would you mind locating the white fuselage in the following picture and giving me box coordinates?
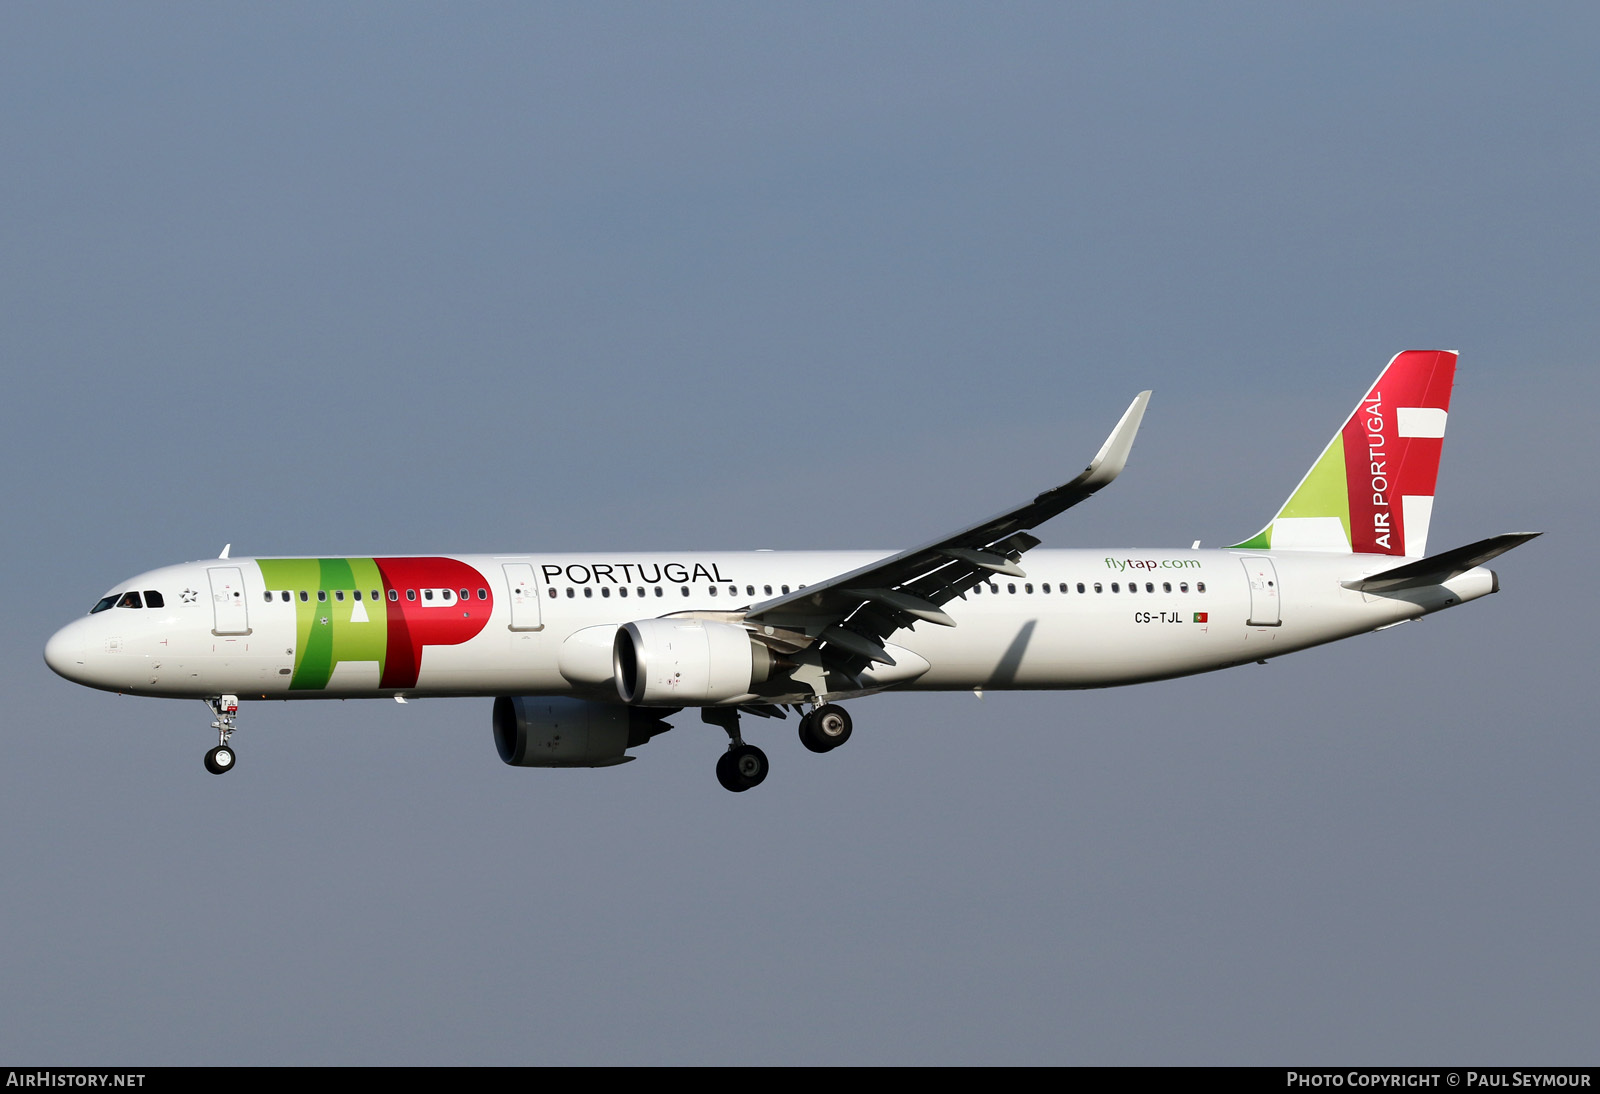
[43,548,1498,704]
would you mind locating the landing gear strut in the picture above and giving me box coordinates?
[703,708,768,793]
[203,695,239,775]
[799,703,852,753]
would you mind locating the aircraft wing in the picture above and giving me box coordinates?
[742,391,1152,674]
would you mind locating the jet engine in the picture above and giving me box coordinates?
[492,695,673,768]
[613,618,777,705]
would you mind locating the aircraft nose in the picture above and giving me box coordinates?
[44,619,92,683]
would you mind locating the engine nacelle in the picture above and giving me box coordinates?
[613,618,775,705]
[492,695,672,768]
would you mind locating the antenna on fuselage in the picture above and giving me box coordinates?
[218,544,231,559]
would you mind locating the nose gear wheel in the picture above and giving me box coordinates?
[203,696,240,775]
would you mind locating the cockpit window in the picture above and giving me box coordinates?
[117,591,143,609]
[91,595,117,614]
[144,590,165,608]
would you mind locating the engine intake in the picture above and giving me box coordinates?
[613,618,776,705]
[492,695,672,768]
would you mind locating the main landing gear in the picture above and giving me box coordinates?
[716,746,768,793]
[798,704,852,753]
[203,695,239,775]
[703,708,768,793]
[703,703,854,793]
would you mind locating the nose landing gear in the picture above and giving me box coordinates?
[203,695,239,775]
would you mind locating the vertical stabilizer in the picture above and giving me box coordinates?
[1230,350,1456,557]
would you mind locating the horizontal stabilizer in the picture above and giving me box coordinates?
[1341,533,1541,594]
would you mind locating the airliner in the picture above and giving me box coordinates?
[44,351,1536,792]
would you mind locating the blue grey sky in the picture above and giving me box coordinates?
[2,3,1595,1064]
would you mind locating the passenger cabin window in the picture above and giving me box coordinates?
[1094,583,1103,593]
[406,590,416,601]
[1163,582,1172,593]
[317,591,327,602]
[335,590,345,601]
[263,591,273,603]
[1077,583,1086,593]
[1197,582,1206,593]
[299,591,309,602]
[388,589,399,601]
[1180,582,1188,593]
